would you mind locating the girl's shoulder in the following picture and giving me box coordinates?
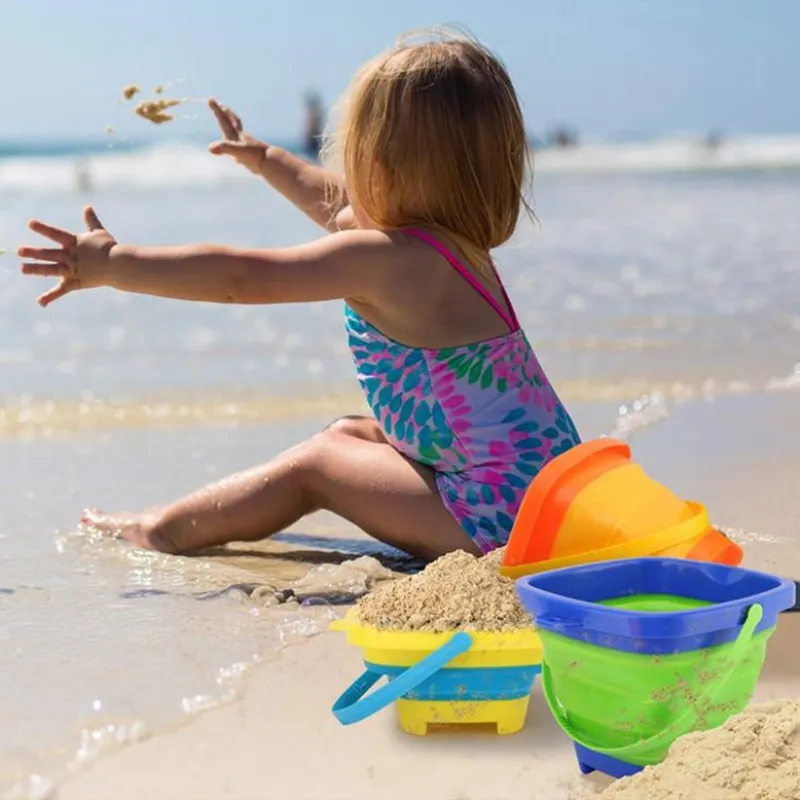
[318,227,434,283]
[319,227,421,264]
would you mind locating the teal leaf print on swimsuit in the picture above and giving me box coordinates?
[503,407,526,424]
[414,401,432,426]
[512,420,540,432]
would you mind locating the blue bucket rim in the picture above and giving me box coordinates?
[516,557,796,642]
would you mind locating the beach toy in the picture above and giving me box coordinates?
[501,439,742,579]
[330,608,542,735]
[516,557,796,776]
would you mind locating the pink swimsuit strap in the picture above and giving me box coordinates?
[404,228,520,332]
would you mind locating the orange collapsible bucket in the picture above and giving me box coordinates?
[500,439,742,579]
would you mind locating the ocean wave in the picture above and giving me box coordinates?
[535,134,800,174]
[766,362,800,391]
[0,142,243,193]
[1,134,800,194]
[606,391,672,440]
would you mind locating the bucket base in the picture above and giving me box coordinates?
[573,743,643,779]
[397,697,531,736]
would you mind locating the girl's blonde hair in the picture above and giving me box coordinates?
[323,29,534,274]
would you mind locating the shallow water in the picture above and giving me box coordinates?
[0,155,798,797]
[0,538,340,799]
[1,169,798,409]
[0,421,421,799]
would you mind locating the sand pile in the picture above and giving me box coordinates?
[356,549,531,632]
[596,698,800,800]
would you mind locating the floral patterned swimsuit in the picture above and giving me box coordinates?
[345,228,581,553]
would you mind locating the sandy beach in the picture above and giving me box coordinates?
[56,389,800,800]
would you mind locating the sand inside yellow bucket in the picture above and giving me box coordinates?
[356,550,532,633]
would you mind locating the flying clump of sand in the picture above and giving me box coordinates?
[356,548,532,632]
[594,698,800,800]
[119,83,183,124]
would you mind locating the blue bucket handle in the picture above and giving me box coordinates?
[541,603,763,761]
[332,631,473,725]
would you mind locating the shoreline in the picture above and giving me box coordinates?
[56,389,800,800]
[5,379,795,441]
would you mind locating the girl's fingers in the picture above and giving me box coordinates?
[228,108,244,133]
[83,206,104,232]
[20,262,71,278]
[208,98,239,140]
[27,220,77,247]
[38,279,75,308]
[208,139,236,156]
[17,246,67,262]
[208,140,259,163]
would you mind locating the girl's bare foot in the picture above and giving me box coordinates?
[80,508,177,553]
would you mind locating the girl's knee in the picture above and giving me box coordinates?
[290,430,340,507]
[322,415,381,442]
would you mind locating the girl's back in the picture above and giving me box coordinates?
[346,227,579,553]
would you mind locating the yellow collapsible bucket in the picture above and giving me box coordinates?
[330,609,542,735]
[501,439,743,579]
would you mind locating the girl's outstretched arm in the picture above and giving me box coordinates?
[208,100,350,232]
[18,207,393,308]
[106,233,389,304]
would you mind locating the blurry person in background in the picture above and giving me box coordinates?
[704,129,723,152]
[547,125,579,149]
[74,159,92,195]
[303,91,324,160]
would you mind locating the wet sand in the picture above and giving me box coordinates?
[58,617,800,800]
[633,391,800,575]
[59,390,800,800]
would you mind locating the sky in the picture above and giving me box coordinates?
[1,0,798,142]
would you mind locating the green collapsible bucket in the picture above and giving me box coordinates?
[539,604,766,765]
[516,558,796,773]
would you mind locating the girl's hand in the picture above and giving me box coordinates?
[208,99,268,176]
[17,206,117,307]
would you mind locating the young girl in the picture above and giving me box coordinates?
[18,33,580,561]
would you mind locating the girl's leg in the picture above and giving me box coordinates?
[82,417,480,561]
